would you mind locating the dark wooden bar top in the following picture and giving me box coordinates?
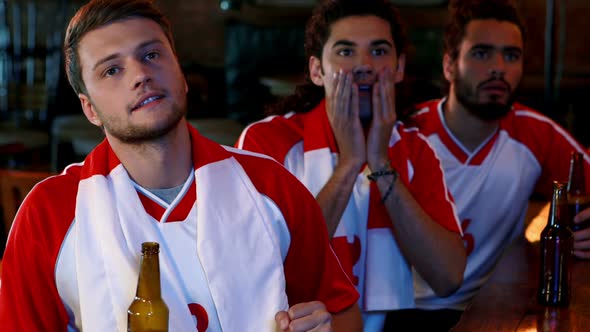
[453,238,590,331]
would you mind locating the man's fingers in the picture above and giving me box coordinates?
[289,311,331,332]
[573,249,590,260]
[381,68,395,120]
[574,206,590,223]
[275,311,290,331]
[372,68,396,124]
[287,302,331,332]
[573,237,590,250]
[573,226,590,241]
[372,78,381,122]
[341,72,353,116]
[351,82,359,118]
[288,301,327,320]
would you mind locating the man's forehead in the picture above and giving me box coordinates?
[462,19,523,48]
[79,17,166,49]
[327,15,393,44]
[78,18,167,64]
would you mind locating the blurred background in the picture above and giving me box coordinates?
[0,0,588,172]
[157,0,589,143]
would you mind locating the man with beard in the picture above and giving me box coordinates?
[236,0,466,330]
[388,0,590,330]
[0,1,364,331]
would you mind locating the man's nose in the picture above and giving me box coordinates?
[353,65,374,76]
[130,60,152,89]
[356,52,374,70]
[489,54,506,77]
[353,55,374,80]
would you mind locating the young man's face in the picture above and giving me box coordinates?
[309,15,404,98]
[445,19,524,121]
[77,18,188,143]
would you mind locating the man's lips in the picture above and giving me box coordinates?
[131,93,165,112]
[354,77,375,85]
[479,80,510,92]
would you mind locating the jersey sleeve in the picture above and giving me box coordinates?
[507,110,590,198]
[235,122,273,154]
[396,129,462,234]
[235,116,304,165]
[535,126,590,198]
[0,183,71,331]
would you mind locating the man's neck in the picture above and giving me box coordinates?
[108,119,193,189]
[443,94,499,152]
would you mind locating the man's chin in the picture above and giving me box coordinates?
[468,102,512,122]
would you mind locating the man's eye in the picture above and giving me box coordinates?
[104,67,120,77]
[505,52,520,62]
[145,51,160,60]
[337,49,353,56]
[372,48,388,56]
[472,50,488,59]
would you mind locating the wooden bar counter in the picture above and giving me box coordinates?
[453,238,590,331]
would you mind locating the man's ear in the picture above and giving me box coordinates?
[394,53,406,83]
[309,56,324,87]
[79,93,103,127]
[442,53,455,82]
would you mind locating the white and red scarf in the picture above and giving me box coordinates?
[74,125,288,331]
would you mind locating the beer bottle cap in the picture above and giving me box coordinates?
[141,242,160,254]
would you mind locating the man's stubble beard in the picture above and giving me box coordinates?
[453,71,518,122]
[97,96,188,144]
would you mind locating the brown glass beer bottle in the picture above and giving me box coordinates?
[538,181,574,306]
[567,151,590,231]
[128,242,169,332]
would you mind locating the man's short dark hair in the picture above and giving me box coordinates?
[305,0,408,62]
[64,0,175,95]
[444,0,526,61]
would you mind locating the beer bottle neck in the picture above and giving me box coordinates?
[135,253,162,299]
[548,202,568,227]
[549,184,568,227]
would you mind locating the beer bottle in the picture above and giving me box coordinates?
[567,151,590,231]
[538,181,573,306]
[128,242,169,332]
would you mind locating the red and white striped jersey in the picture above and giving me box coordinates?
[0,128,359,331]
[406,98,590,310]
[237,99,461,312]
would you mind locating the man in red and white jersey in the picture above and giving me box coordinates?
[0,1,362,331]
[388,0,590,331]
[236,1,466,330]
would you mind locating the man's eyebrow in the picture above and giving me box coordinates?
[470,43,495,51]
[470,43,523,54]
[332,39,393,48]
[371,39,393,48]
[92,53,120,71]
[92,39,164,71]
[332,40,355,48]
[503,46,523,54]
